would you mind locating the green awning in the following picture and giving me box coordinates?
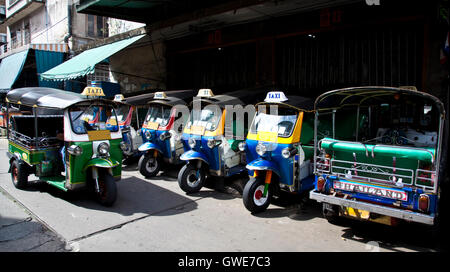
[40,34,145,81]
[0,50,29,93]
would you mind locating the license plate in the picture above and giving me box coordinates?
[343,207,370,220]
[191,125,205,135]
[145,122,159,130]
[333,180,408,201]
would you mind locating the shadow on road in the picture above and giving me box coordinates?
[250,191,441,252]
[338,219,439,252]
[19,175,198,218]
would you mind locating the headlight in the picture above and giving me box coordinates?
[145,130,152,140]
[98,142,110,156]
[282,147,291,158]
[282,147,297,159]
[159,132,171,141]
[67,145,82,156]
[207,139,216,148]
[255,143,267,156]
[120,141,129,151]
[207,138,222,148]
[238,141,246,151]
[188,138,196,149]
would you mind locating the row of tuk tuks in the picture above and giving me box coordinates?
[3,86,447,230]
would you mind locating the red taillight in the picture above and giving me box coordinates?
[418,194,429,212]
[317,176,326,192]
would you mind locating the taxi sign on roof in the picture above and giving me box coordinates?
[81,86,105,97]
[154,92,167,99]
[114,94,125,101]
[197,89,214,97]
[264,91,288,103]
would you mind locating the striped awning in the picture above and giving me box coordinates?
[30,43,69,53]
[40,34,146,81]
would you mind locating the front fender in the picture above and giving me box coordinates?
[83,157,121,171]
[246,158,280,177]
[138,142,163,153]
[180,150,209,164]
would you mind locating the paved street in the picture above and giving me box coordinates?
[0,138,439,252]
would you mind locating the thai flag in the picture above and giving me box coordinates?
[440,31,449,64]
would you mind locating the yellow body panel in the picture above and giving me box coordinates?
[87,130,111,141]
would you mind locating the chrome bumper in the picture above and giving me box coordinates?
[309,191,435,225]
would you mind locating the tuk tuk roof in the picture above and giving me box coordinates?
[314,86,446,116]
[123,89,196,106]
[150,89,196,107]
[6,87,116,109]
[193,87,267,108]
[256,95,315,112]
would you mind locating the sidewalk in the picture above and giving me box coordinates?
[0,136,70,252]
[0,187,70,252]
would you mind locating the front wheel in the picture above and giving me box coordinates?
[94,169,117,206]
[138,152,162,178]
[243,176,272,213]
[178,163,205,194]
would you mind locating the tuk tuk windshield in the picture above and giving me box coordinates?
[187,108,221,131]
[115,105,131,122]
[144,105,172,127]
[250,111,298,138]
[69,105,119,134]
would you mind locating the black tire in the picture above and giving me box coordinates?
[243,176,272,213]
[10,160,29,189]
[138,152,162,178]
[322,203,342,224]
[94,169,117,206]
[178,163,205,194]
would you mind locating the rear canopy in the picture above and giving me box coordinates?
[314,86,445,116]
[6,87,115,109]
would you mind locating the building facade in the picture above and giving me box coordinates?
[73,0,449,103]
[0,0,145,95]
[0,0,109,56]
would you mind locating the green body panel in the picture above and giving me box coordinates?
[8,141,61,177]
[321,138,436,185]
[41,176,67,191]
[67,139,122,185]
[83,157,121,170]
[8,141,58,165]
[302,145,314,160]
[321,138,435,163]
[299,112,314,145]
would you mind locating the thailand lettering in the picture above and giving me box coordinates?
[333,180,407,201]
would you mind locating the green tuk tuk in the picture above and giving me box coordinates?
[6,87,125,206]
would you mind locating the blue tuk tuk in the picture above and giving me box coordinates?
[242,91,316,213]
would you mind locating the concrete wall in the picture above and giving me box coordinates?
[108,18,144,37]
[110,40,167,93]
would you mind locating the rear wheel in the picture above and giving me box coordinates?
[243,176,272,213]
[94,169,117,206]
[322,203,342,224]
[138,152,161,178]
[11,160,29,189]
[178,163,205,194]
